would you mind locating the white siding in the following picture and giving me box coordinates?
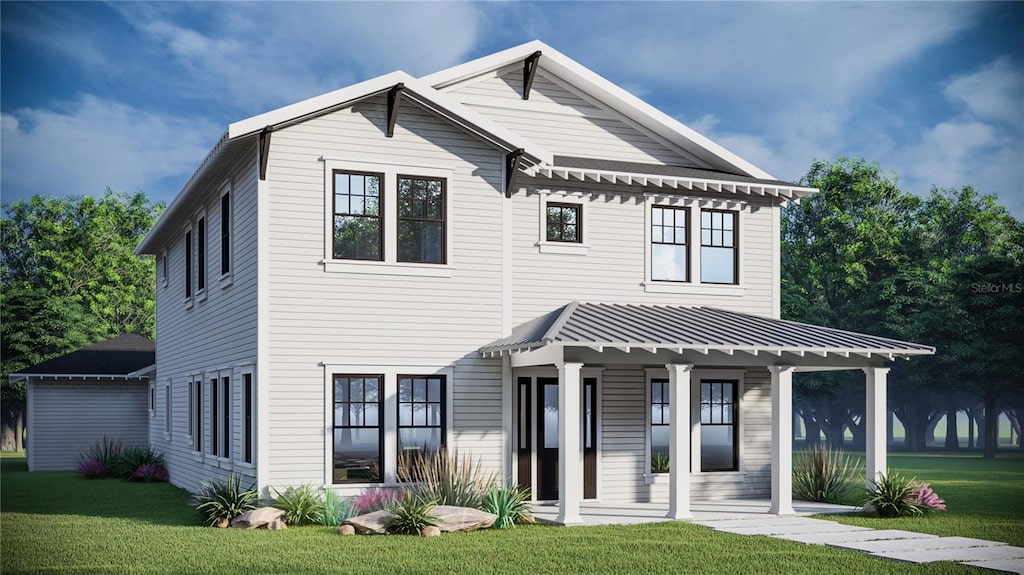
[149,143,260,493]
[448,68,703,167]
[27,380,148,471]
[264,95,507,489]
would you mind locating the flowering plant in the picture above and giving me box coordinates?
[909,482,946,512]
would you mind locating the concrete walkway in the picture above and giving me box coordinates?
[694,516,1024,574]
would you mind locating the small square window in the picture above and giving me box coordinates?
[546,203,581,243]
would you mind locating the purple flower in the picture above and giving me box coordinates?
[76,459,110,479]
[908,482,946,512]
[353,488,404,514]
[130,462,170,482]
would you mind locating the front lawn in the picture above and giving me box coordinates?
[0,454,1002,574]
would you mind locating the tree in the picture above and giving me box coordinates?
[0,190,162,450]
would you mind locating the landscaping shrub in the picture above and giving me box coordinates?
[272,484,325,526]
[193,475,259,526]
[386,496,439,535]
[910,482,946,512]
[319,489,356,526]
[352,488,404,514]
[864,471,923,518]
[114,446,165,479]
[397,448,497,508]
[651,453,670,473]
[130,462,169,482]
[792,444,860,504]
[482,485,532,529]
[75,459,110,479]
[78,436,124,472]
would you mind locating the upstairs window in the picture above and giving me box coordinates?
[397,176,445,264]
[651,206,689,282]
[333,171,383,261]
[220,190,231,276]
[197,216,207,292]
[546,203,581,243]
[184,230,193,299]
[700,210,737,284]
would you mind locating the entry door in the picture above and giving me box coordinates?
[532,377,597,501]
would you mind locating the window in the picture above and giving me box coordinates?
[332,375,382,483]
[397,375,446,478]
[700,210,737,284]
[651,206,688,282]
[243,372,253,464]
[189,378,203,452]
[546,202,581,243]
[220,375,231,459]
[397,176,445,264]
[650,379,670,473]
[197,217,207,292]
[333,171,383,261]
[184,231,193,299]
[150,384,155,414]
[220,190,231,276]
[165,382,171,436]
[210,377,219,456]
[700,380,738,471]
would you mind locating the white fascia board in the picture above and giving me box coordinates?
[420,40,549,89]
[229,71,415,138]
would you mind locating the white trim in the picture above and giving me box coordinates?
[322,159,455,276]
[256,171,271,494]
[771,203,781,318]
[536,190,589,255]
[582,366,603,502]
[159,248,168,288]
[237,365,257,468]
[219,179,234,288]
[26,379,35,471]
[149,382,156,417]
[164,379,172,441]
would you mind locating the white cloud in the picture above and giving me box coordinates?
[944,56,1024,127]
[0,96,218,204]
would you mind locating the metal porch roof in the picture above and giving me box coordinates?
[480,302,934,360]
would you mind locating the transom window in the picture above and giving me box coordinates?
[398,176,445,264]
[650,379,670,473]
[651,206,689,282]
[397,375,446,479]
[700,380,738,471]
[333,171,383,261]
[700,210,737,284]
[332,375,382,483]
[546,203,581,243]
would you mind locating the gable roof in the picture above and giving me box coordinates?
[481,302,934,360]
[10,334,156,380]
[422,40,776,180]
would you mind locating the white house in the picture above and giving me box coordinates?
[135,41,933,524]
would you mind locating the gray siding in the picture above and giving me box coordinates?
[264,95,507,489]
[149,142,260,493]
[28,380,148,471]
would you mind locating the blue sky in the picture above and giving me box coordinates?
[2,2,1022,217]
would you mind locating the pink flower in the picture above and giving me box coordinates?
[76,459,109,479]
[909,482,946,512]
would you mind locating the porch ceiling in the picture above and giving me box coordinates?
[480,302,934,364]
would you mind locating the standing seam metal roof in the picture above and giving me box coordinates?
[481,302,934,356]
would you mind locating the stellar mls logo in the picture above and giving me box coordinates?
[970,283,1023,294]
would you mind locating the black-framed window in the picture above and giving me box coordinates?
[333,375,382,483]
[397,375,446,478]
[184,231,193,299]
[197,217,206,292]
[191,378,203,453]
[220,375,231,459]
[650,379,670,473]
[165,383,171,435]
[546,202,581,242]
[243,373,253,464]
[701,380,738,471]
[220,192,230,276]
[651,206,689,281]
[333,171,383,261]
[210,377,219,456]
[700,210,737,284]
[397,176,445,264]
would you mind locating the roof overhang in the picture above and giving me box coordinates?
[9,373,152,383]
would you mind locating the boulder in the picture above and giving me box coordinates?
[231,507,286,530]
[343,510,395,535]
[421,525,441,537]
[515,513,536,525]
[432,505,497,532]
[267,519,287,530]
[336,524,356,536]
[214,517,230,529]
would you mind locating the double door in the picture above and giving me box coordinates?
[516,376,597,501]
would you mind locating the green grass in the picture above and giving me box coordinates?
[0,455,1002,575]
[819,452,1024,546]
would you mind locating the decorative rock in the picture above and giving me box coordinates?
[215,517,230,529]
[516,513,536,525]
[432,505,498,532]
[421,525,441,537]
[267,518,288,530]
[336,524,356,536]
[343,510,395,535]
[231,507,286,530]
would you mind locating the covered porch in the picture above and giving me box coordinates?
[482,302,934,525]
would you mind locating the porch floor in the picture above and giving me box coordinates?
[530,499,858,526]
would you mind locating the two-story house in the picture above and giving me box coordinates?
[136,41,932,525]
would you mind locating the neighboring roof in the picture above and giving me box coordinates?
[423,40,776,180]
[480,302,934,359]
[11,334,156,379]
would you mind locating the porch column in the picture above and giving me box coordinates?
[864,367,890,486]
[557,361,583,525]
[769,365,795,515]
[667,363,694,519]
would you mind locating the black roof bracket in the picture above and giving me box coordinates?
[259,126,273,181]
[387,83,405,138]
[505,148,526,198]
[523,51,542,100]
